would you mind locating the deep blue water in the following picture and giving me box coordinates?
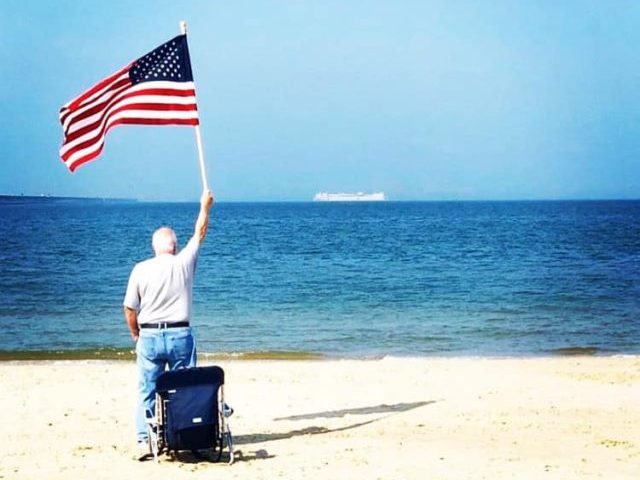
[1,197,639,357]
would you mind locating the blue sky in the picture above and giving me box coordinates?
[1,1,639,201]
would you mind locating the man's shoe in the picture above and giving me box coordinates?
[135,441,152,462]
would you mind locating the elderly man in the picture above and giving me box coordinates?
[123,189,214,459]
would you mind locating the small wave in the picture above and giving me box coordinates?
[0,347,135,361]
[548,346,600,356]
[200,350,327,361]
[0,348,327,362]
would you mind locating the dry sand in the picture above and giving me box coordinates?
[1,356,638,479]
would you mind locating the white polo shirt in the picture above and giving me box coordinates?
[124,236,200,325]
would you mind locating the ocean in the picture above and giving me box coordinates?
[1,197,639,359]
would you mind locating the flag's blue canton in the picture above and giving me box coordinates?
[129,34,194,84]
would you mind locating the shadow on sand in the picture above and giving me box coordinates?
[234,400,436,448]
[162,401,436,464]
[274,401,433,421]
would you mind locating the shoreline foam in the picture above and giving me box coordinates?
[0,348,329,362]
[0,345,628,362]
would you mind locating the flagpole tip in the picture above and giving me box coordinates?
[180,21,187,35]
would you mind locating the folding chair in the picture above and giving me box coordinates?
[146,365,234,463]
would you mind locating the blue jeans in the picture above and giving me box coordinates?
[135,327,196,442]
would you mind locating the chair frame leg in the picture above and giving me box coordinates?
[220,385,234,464]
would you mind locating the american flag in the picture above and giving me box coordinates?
[59,34,199,172]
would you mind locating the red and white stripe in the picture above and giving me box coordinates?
[59,64,199,172]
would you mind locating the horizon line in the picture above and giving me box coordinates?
[2,194,639,204]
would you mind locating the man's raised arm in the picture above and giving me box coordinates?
[195,189,214,243]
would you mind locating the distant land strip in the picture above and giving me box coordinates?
[0,195,137,202]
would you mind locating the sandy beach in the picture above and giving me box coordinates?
[1,356,638,479]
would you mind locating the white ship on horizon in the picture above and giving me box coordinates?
[313,192,387,202]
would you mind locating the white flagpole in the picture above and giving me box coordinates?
[194,123,209,190]
[180,21,209,190]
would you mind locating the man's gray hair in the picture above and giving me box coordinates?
[152,227,177,255]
